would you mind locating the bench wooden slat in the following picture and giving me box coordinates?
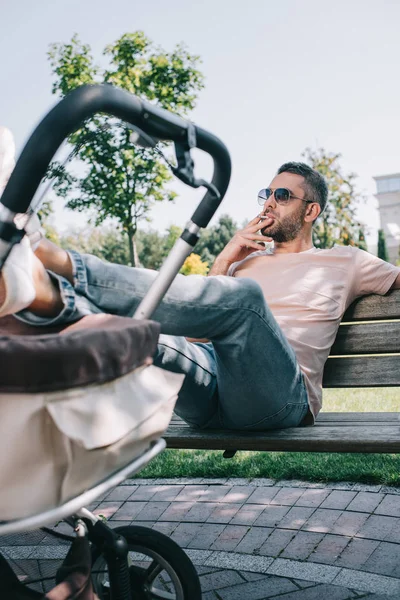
[330,322,400,355]
[323,355,400,387]
[342,289,400,321]
[170,412,400,426]
[164,412,400,453]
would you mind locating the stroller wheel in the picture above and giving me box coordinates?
[91,525,202,600]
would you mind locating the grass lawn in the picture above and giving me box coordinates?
[136,388,400,486]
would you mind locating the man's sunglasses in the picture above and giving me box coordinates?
[257,188,313,206]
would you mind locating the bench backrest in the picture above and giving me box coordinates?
[323,288,400,388]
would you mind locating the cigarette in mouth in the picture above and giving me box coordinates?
[258,215,270,219]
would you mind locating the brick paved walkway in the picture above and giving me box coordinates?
[2,478,400,598]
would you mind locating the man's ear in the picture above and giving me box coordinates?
[305,202,321,223]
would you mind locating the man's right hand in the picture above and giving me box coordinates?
[209,214,273,276]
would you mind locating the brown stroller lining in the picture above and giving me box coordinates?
[0,536,96,599]
[0,314,160,393]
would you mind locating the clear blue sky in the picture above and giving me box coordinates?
[1,0,399,249]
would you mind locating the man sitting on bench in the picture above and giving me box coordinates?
[1,142,399,431]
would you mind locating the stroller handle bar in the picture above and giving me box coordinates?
[0,84,231,227]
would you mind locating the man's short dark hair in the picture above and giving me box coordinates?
[277,162,328,215]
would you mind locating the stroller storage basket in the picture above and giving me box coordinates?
[0,315,184,522]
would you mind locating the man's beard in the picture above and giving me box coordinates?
[261,204,307,243]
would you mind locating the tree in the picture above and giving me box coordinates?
[47,32,204,265]
[180,253,209,275]
[303,148,368,249]
[377,229,389,262]
[195,214,238,265]
[60,226,130,265]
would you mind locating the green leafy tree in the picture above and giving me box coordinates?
[60,226,130,265]
[377,229,389,262]
[47,32,204,265]
[303,148,368,249]
[195,214,238,264]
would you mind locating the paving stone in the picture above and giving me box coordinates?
[282,531,324,560]
[157,501,194,521]
[386,517,400,543]
[362,541,400,578]
[0,530,47,546]
[219,486,255,504]
[154,477,202,485]
[249,478,276,487]
[293,579,319,589]
[330,511,369,536]
[170,522,201,547]
[184,548,213,565]
[356,515,399,541]
[258,529,295,557]
[94,501,123,519]
[207,503,242,524]
[302,508,343,533]
[173,485,212,502]
[187,524,226,550]
[215,574,296,600]
[107,520,133,529]
[151,521,178,537]
[380,486,400,496]
[226,478,250,486]
[184,502,219,522]
[150,485,185,501]
[296,488,331,508]
[204,551,273,574]
[239,571,271,581]
[375,494,400,517]
[200,478,229,485]
[346,492,385,514]
[111,501,147,520]
[309,534,350,565]
[335,538,380,569]
[253,505,290,527]
[352,483,382,493]
[247,486,280,505]
[197,592,217,600]
[104,485,137,501]
[267,557,341,583]
[268,582,357,599]
[0,546,34,559]
[199,569,244,592]
[270,486,305,506]
[330,482,355,491]
[235,527,273,554]
[229,503,265,525]
[333,568,400,596]
[211,525,249,551]
[320,490,357,510]
[279,506,316,530]
[29,546,69,559]
[127,485,161,500]
[135,501,171,521]
[197,486,236,502]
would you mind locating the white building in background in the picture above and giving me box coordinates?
[373,173,400,264]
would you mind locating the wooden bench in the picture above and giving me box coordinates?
[164,288,400,457]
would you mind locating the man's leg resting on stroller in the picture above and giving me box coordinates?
[0,237,309,431]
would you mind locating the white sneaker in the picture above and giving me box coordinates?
[0,236,36,317]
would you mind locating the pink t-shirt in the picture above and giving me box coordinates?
[228,246,399,420]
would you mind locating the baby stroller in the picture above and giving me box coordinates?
[0,83,231,599]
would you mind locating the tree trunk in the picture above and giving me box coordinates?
[127,229,135,266]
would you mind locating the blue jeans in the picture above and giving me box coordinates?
[17,251,309,431]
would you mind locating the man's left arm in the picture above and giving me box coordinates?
[390,270,400,289]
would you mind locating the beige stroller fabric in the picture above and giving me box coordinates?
[0,314,184,521]
[0,363,183,520]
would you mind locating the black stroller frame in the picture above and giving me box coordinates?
[0,84,231,599]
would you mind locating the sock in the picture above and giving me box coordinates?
[0,236,36,317]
